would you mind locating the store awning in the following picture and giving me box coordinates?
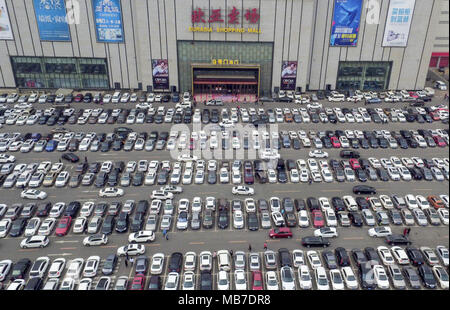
[193,80,258,85]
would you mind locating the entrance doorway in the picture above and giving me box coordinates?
[192,64,260,103]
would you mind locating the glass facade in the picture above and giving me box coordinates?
[336,61,392,91]
[177,41,273,95]
[11,56,109,89]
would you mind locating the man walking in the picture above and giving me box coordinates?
[230,249,233,257]
[264,242,268,251]
[124,259,128,268]
[248,244,252,252]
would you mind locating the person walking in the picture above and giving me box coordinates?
[129,257,134,266]
[230,249,233,257]
[124,259,128,268]
[59,158,62,163]
[165,232,169,240]
[213,251,217,259]
[264,242,268,251]
[84,156,88,163]
[403,228,408,237]
[308,177,312,185]
[248,244,252,252]
[162,229,166,238]
[407,228,411,236]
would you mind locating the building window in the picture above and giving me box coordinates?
[11,56,109,89]
[336,61,392,91]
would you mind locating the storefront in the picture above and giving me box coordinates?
[336,61,393,91]
[11,56,109,89]
[429,52,449,69]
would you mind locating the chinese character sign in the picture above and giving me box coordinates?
[280,61,298,91]
[0,0,13,40]
[33,0,71,41]
[192,7,259,25]
[330,0,363,46]
[382,0,415,47]
[93,0,124,43]
[152,59,169,90]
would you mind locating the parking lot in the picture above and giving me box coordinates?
[0,89,448,290]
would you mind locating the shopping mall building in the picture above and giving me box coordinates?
[0,0,447,97]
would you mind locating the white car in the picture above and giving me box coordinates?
[7,279,26,290]
[433,265,449,289]
[341,266,358,289]
[20,235,49,248]
[117,244,146,256]
[233,210,245,229]
[309,150,328,158]
[438,209,449,225]
[128,230,155,243]
[48,258,66,278]
[373,265,390,289]
[80,202,95,217]
[314,227,338,238]
[315,267,330,290]
[199,251,212,271]
[217,270,230,290]
[99,187,124,198]
[436,246,449,266]
[20,189,47,200]
[298,210,310,227]
[265,270,280,290]
[368,226,392,237]
[83,256,100,278]
[72,217,87,233]
[391,246,410,265]
[150,253,165,275]
[82,234,108,246]
[151,190,174,200]
[0,259,12,281]
[165,272,180,290]
[377,246,395,265]
[329,269,345,290]
[65,258,85,280]
[280,266,296,290]
[24,217,41,237]
[307,251,322,269]
[232,186,254,195]
[38,218,56,236]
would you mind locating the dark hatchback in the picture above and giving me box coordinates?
[168,252,183,273]
[247,212,259,231]
[10,258,31,280]
[115,212,129,233]
[148,275,162,290]
[217,210,229,229]
[102,215,115,235]
[199,271,213,290]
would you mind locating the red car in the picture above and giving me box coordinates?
[349,158,361,170]
[409,92,419,98]
[251,271,264,290]
[130,274,145,290]
[430,112,440,121]
[73,94,84,102]
[330,136,341,148]
[269,227,292,239]
[433,136,447,147]
[312,210,325,228]
[55,216,72,236]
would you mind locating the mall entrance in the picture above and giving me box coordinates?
[192,64,260,103]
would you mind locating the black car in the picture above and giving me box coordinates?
[353,185,376,195]
[418,265,437,289]
[335,247,351,267]
[61,153,79,163]
[376,168,390,181]
[364,247,381,265]
[10,218,27,237]
[355,197,370,210]
[135,256,149,274]
[24,277,43,290]
[322,251,338,269]
[115,212,129,233]
[107,171,119,187]
[10,258,31,280]
[217,210,229,229]
[406,247,425,266]
[130,212,145,232]
[168,252,183,273]
[331,197,345,212]
[157,171,168,185]
[359,264,376,289]
[307,197,320,211]
[247,212,259,231]
[202,210,214,229]
[199,271,213,290]
[340,150,360,158]
[132,172,144,186]
[278,248,292,267]
[351,248,368,267]
[148,275,162,290]
[102,254,118,275]
[102,215,115,235]
[301,236,330,248]
[294,199,306,211]
[36,202,51,217]
[64,201,80,217]
[385,234,411,246]
[348,212,363,227]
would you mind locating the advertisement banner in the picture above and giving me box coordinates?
[383,0,416,47]
[33,0,71,41]
[280,61,297,91]
[152,59,169,90]
[330,0,363,46]
[93,0,124,43]
[0,0,13,40]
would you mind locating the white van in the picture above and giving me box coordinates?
[217,250,231,271]
[328,93,346,102]
[111,91,121,103]
[435,81,447,91]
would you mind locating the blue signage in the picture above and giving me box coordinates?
[33,0,71,41]
[330,0,363,46]
[93,0,124,43]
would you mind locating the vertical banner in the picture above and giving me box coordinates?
[152,59,169,90]
[383,0,415,47]
[0,0,13,40]
[330,0,363,46]
[280,61,298,91]
[33,0,71,41]
[92,0,124,43]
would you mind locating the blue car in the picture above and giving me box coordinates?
[31,133,42,142]
[45,140,58,152]
[367,98,382,104]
